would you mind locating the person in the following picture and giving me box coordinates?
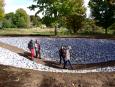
[28,39,35,60]
[59,45,66,64]
[63,46,73,69]
[35,40,41,59]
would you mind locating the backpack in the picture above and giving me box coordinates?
[28,41,34,49]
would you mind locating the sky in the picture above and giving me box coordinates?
[4,0,37,15]
[4,0,90,18]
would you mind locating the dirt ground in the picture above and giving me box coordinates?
[0,64,115,87]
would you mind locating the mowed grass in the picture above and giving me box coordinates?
[0,28,55,36]
[0,27,115,38]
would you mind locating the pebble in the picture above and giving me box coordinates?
[0,37,115,73]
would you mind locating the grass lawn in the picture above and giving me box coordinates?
[0,27,115,39]
[0,28,55,36]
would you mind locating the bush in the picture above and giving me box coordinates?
[2,19,12,28]
[65,14,85,34]
[58,27,70,35]
[108,22,115,30]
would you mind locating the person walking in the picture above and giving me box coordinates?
[35,40,41,59]
[28,39,35,60]
[59,45,66,64]
[63,46,73,69]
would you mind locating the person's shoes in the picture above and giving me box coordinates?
[63,67,67,69]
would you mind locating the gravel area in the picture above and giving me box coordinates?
[0,47,115,73]
[0,37,115,64]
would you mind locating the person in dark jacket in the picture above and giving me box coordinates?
[28,40,35,60]
[35,40,41,59]
[59,45,66,64]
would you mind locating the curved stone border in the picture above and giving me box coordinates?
[0,47,115,73]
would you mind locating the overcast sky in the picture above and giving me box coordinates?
[4,0,90,18]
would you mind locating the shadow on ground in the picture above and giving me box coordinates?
[18,51,115,70]
[18,52,32,60]
[43,60,115,70]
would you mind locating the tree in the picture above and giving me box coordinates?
[30,15,41,27]
[3,12,16,28]
[0,0,4,28]
[15,8,30,28]
[2,19,12,28]
[0,0,4,20]
[29,0,85,34]
[89,0,115,34]
[65,14,85,33]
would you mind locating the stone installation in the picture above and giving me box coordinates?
[0,37,115,73]
[0,37,115,64]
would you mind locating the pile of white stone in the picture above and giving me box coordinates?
[0,37,115,73]
[0,37,115,64]
[0,47,115,73]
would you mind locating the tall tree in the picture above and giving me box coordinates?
[89,0,115,34]
[29,0,85,34]
[3,12,16,28]
[15,8,30,28]
[0,0,4,28]
[0,0,4,20]
[30,15,41,27]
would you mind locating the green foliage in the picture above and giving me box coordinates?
[3,9,30,28]
[58,27,70,35]
[65,14,85,34]
[0,0,4,21]
[2,19,12,28]
[30,15,41,27]
[42,16,55,27]
[15,17,27,28]
[108,22,115,30]
[79,18,110,34]
[29,0,85,34]
[82,19,96,32]
[89,0,115,34]
[3,12,16,28]
[15,8,30,28]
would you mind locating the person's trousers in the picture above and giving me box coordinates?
[30,48,34,60]
[59,55,63,64]
[59,54,65,64]
[63,60,73,69]
[35,50,41,59]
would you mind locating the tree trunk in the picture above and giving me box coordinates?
[73,25,77,34]
[54,26,57,36]
[105,28,108,34]
[0,21,3,29]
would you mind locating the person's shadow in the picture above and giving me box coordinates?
[18,52,64,69]
[18,51,32,60]
[43,60,64,69]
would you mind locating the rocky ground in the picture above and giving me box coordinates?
[0,41,115,73]
[0,37,115,87]
[0,37,115,64]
